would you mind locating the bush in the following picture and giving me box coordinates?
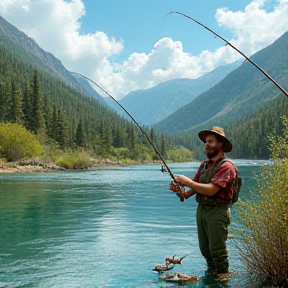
[56,150,93,169]
[0,123,42,161]
[235,116,288,287]
[168,145,194,162]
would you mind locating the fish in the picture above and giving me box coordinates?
[152,263,174,272]
[165,254,189,265]
[159,273,198,284]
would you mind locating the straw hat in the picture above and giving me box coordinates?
[198,126,233,153]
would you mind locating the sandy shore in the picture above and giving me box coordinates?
[0,158,124,174]
[0,161,65,174]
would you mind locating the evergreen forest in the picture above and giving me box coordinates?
[0,42,195,164]
[1,36,288,164]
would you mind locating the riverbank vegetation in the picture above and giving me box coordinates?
[0,122,42,161]
[235,116,288,288]
[0,120,194,170]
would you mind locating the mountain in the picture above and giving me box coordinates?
[153,31,288,134]
[0,14,160,160]
[105,60,241,125]
[72,74,106,105]
[0,15,104,104]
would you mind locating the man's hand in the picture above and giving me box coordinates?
[170,181,185,202]
[170,181,180,192]
[174,175,191,187]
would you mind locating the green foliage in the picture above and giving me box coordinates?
[75,118,86,148]
[110,145,153,163]
[0,122,42,161]
[56,150,93,169]
[168,145,194,162]
[234,116,288,287]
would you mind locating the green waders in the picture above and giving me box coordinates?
[195,158,234,273]
[196,203,230,274]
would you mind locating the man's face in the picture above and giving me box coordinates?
[204,134,223,159]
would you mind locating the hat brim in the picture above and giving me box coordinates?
[198,130,233,153]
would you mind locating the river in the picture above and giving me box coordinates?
[0,160,269,288]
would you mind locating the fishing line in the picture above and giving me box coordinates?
[167,11,288,98]
[70,71,185,199]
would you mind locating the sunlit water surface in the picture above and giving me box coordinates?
[0,160,268,287]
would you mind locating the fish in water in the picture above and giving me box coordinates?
[153,263,174,272]
[165,255,188,265]
[159,273,198,284]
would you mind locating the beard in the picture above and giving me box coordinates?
[204,145,221,159]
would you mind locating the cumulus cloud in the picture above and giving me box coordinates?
[215,0,288,57]
[0,0,287,99]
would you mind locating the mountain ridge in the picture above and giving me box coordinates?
[105,60,241,125]
[153,31,288,134]
[0,15,105,104]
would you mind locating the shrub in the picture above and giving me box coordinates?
[0,122,42,161]
[56,150,93,169]
[234,116,288,287]
[168,145,194,162]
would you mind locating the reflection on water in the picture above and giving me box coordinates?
[0,160,267,287]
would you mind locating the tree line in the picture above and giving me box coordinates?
[0,43,193,163]
[1,41,287,162]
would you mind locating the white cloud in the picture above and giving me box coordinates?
[0,0,287,99]
[215,0,288,57]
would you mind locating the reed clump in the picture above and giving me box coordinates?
[56,149,94,169]
[235,116,288,288]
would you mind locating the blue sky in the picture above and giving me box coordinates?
[0,0,287,99]
[80,0,252,60]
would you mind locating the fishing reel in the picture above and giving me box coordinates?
[160,165,167,173]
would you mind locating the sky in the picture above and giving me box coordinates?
[0,0,288,99]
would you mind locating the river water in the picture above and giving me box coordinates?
[0,160,268,288]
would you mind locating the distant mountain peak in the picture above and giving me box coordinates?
[105,60,241,125]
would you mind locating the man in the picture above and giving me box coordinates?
[170,126,237,276]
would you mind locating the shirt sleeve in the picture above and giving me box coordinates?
[211,161,236,188]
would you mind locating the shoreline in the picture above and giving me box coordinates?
[0,158,161,174]
[0,161,66,174]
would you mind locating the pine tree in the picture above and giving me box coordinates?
[22,82,33,130]
[11,79,23,124]
[160,134,167,159]
[47,105,57,140]
[0,82,7,122]
[75,118,86,148]
[113,123,125,148]
[31,69,45,134]
[3,81,12,122]
[127,124,135,150]
[150,127,154,144]
[55,109,66,147]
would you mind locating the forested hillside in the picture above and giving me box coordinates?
[0,41,174,162]
[226,93,288,159]
[154,31,288,135]
[165,92,288,160]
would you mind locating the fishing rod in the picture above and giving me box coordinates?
[168,11,288,98]
[70,71,185,201]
